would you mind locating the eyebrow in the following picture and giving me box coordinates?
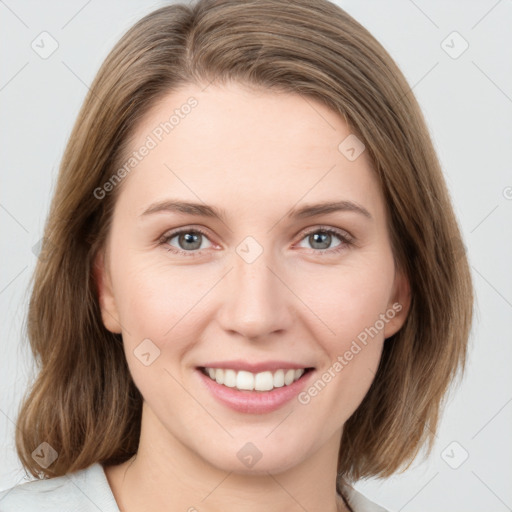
[140,199,372,221]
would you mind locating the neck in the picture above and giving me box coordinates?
[104,402,349,512]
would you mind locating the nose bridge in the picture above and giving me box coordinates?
[219,236,291,339]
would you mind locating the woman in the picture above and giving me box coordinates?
[0,0,473,511]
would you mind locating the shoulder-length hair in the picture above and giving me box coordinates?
[16,0,473,484]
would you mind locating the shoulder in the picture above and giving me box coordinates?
[339,480,390,512]
[0,463,119,512]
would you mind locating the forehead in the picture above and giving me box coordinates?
[114,82,384,220]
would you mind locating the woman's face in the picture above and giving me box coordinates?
[96,81,409,475]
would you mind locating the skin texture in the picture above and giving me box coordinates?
[96,81,410,512]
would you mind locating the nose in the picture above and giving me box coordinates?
[216,242,294,340]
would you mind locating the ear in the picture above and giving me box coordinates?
[93,249,122,334]
[383,267,411,339]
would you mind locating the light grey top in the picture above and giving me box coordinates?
[0,462,389,511]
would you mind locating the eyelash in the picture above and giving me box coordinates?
[158,226,354,258]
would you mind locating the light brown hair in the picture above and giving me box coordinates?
[16,0,473,485]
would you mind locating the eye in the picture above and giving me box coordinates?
[159,227,213,257]
[159,225,354,258]
[295,227,353,254]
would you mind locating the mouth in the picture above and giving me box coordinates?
[198,366,315,392]
[195,364,316,414]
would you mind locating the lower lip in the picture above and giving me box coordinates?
[196,368,315,414]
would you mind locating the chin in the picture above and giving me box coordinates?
[195,435,311,476]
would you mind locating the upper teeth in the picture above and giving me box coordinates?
[204,367,306,392]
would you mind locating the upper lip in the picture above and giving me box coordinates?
[198,360,315,373]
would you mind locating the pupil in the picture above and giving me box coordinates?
[311,232,330,249]
[181,232,201,250]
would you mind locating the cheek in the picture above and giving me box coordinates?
[112,260,201,407]
[298,255,395,348]
[295,256,393,407]
[297,279,388,424]
[110,256,230,401]
[114,255,210,336]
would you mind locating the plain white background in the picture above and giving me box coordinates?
[1,1,511,511]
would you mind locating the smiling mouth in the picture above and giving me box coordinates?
[198,366,315,392]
